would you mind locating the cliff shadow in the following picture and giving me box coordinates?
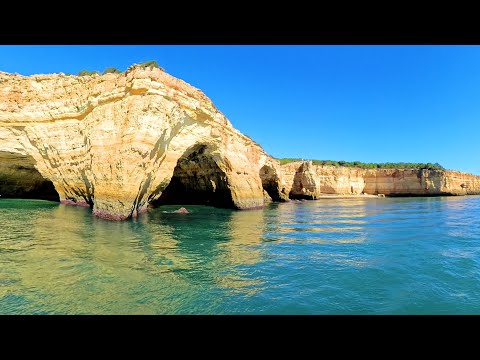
[0,151,59,202]
[259,165,288,202]
[151,144,235,208]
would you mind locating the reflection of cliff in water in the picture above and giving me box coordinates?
[268,199,369,244]
[1,203,268,313]
[145,206,267,295]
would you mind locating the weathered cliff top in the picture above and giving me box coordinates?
[0,66,224,126]
[279,160,478,178]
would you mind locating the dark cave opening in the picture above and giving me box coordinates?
[151,145,235,208]
[0,152,60,202]
[260,165,286,202]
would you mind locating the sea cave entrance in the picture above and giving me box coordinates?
[0,151,60,201]
[259,165,287,201]
[151,144,235,208]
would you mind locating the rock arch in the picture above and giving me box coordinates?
[151,144,235,208]
[0,67,269,220]
[259,164,288,202]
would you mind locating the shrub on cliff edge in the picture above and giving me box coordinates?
[103,67,122,74]
[138,61,165,71]
[125,61,166,73]
[77,70,100,76]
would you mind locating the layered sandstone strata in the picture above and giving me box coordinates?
[279,161,480,198]
[280,161,366,198]
[0,66,276,219]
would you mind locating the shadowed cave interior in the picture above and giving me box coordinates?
[260,164,286,201]
[151,145,235,208]
[0,151,59,201]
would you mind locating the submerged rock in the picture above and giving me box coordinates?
[173,207,189,214]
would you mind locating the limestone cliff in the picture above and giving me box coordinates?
[0,66,273,220]
[1,66,480,221]
[279,161,480,198]
[280,161,366,198]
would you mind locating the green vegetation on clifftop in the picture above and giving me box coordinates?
[103,67,122,74]
[138,61,165,71]
[77,70,100,76]
[277,158,446,170]
[76,62,165,76]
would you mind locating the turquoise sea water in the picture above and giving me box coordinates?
[1,196,480,314]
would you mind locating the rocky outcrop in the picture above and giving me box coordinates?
[0,66,274,220]
[440,170,480,195]
[259,161,290,202]
[279,161,480,197]
[280,161,366,198]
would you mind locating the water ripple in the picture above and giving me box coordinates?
[1,197,480,314]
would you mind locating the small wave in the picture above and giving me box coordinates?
[440,249,474,259]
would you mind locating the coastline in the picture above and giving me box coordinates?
[312,194,381,199]
[2,67,480,221]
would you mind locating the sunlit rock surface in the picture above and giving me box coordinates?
[0,67,274,219]
[279,161,480,198]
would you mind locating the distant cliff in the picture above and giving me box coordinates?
[276,161,480,199]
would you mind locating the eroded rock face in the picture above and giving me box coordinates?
[259,162,289,202]
[0,67,273,219]
[279,162,480,197]
[279,161,366,198]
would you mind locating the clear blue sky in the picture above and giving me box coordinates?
[1,45,478,174]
